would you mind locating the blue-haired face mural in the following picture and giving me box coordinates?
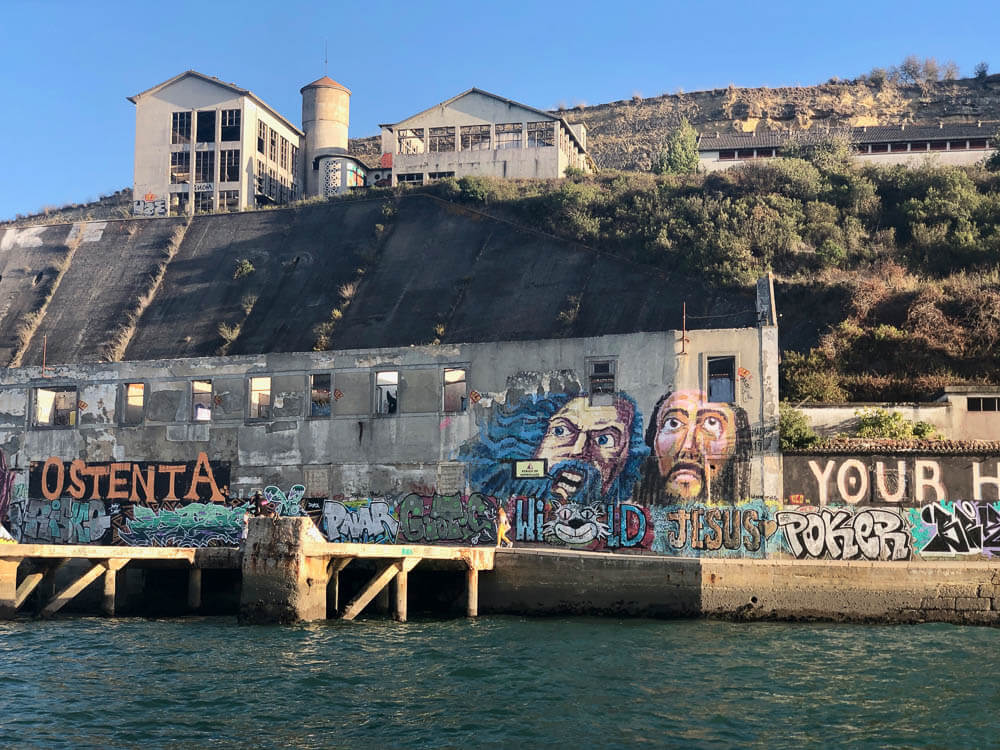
[458,392,648,506]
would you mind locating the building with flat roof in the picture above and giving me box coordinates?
[698,122,998,172]
[379,89,592,186]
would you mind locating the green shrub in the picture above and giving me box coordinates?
[779,403,819,450]
[233,259,255,280]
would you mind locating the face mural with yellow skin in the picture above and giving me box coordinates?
[652,390,737,499]
[533,396,633,500]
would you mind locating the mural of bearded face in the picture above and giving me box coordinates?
[645,389,751,501]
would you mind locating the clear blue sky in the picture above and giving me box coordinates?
[1,0,995,219]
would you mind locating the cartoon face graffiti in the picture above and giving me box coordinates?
[533,397,634,501]
[643,390,751,502]
[458,391,649,505]
[541,501,609,545]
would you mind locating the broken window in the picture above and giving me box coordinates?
[170,152,191,183]
[219,190,239,212]
[195,151,215,183]
[196,110,216,143]
[375,371,398,415]
[269,130,278,162]
[220,149,240,182]
[194,191,214,214]
[396,173,423,186]
[527,121,555,147]
[707,356,736,404]
[170,192,189,216]
[428,171,455,181]
[171,111,191,144]
[397,128,425,154]
[428,126,455,152]
[122,383,144,425]
[496,123,522,149]
[258,122,267,154]
[589,360,616,401]
[249,377,271,419]
[443,368,467,412]
[34,386,77,428]
[311,373,331,417]
[221,109,240,141]
[280,137,289,169]
[192,380,212,420]
[461,124,491,151]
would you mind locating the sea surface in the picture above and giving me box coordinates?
[1,616,997,749]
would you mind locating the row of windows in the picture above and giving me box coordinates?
[255,159,297,204]
[169,149,241,184]
[171,109,240,145]
[397,121,556,154]
[257,121,296,173]
[717,139,991,161]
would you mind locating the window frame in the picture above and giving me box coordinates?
[705,354,738,405]
[374,370,399,416]
[196,109,216,144]
[442,367,468,413]
[171,111,191,145]
[32,384,78,429]
[248,376,272,421]
[309,373,332,418]
[120,381,146,426]
[496,122,522,149]
[192,380,213,421]
[587,357,617,405]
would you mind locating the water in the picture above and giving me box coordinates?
[1,616,997,749]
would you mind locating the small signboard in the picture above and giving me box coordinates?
[513,459,547,479]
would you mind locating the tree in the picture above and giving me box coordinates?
[975,61,989,81]
[942,60,960,81]
[898,55,922,84]
[986,128,1000,172]
[779,403,819,450]
[653,119,699,175]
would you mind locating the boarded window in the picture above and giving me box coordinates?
[171,111,191,144]
[122,383,144,425]
[311,374,331,417]
[192,380,212,421]
[196,110,216,143]
[170,152,190,183]
[249,377,271,419]
[497,122,522,149]
[461,124,491,151]
[34,386,77,427]
[375,371,398,414]
[526,121,555,147]
[443,368,467,412]
[428,126,455,152]
[398,128,425,154]
[707,356,736,403]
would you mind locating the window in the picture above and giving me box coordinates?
[890,143,909,153]
[375,371,398,414]
[969,397,1000,412]
[311,374,331,417]
[396,172,423,186]
[461,124,491,151]
[170,192,189,216]
[280,138,289,170]
[707,356,736,403]
[398,128,425,154]
[34,386,77,427]
[122,383,144,425]
[949,140,968,150]
[194,191,213,214]
[737,149,755,160]
[348,164,366,187]
[427,126,455,152]
[970,139,988,150]
[443,368,467,412]
[192,381,212,420]
[428,171,455,181]
[930,140,947,151]
[719,150,736,160]
[587,359,617,405]
[195,151,215,183]
[171,111,191,144]
[854,144,870,154]
[220,149,240,182]
[269,130,277,162]
[249,377,271,419]
[291,145,299,172]
[870,143,889,153]
[221,109,240,141]
[170,152,190,183]
[219,190,239,212]
[497,123,522,149]
[527,121,555,147]
[910,141,929,152]
[258,122,267,154]
[196,110,216,143]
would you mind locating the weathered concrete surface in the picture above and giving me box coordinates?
[480,550,1000,625]
[239,517,329,624]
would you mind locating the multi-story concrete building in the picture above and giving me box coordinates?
[379,89,592,186]
[698,122,998,172]
[129,71,304,216]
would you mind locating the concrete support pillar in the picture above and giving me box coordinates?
[395,567,408,622]
[101,566,117,616]
[239,518,329,624]
[0,558,19,619]
[187,568,202,612]
[467,567,479,617]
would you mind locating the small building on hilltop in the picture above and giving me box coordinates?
[378,89,592,186]
[698,122,998,172]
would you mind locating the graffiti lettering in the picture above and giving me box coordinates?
[133,198,166,216]
[906,501,1000,557]
[777,508,910,560]
[397,493,496,545]
[322,498,399,544]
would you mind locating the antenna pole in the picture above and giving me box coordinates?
[324,41,328,74]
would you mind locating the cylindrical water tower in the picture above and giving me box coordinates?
[301,76,351,197]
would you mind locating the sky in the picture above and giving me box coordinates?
[0,0,996,219]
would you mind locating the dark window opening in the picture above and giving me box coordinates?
[910,141,929,151]
[929,140,947,151]
[258,122,267,154]
[428,171,455,181]
[589,360,617,405]
[219,190,239,212]
[196,110,216,143]
[890,142,909,153]
[718,150,736,160]
[397,172,423,186]
[970,139,988,150]
[171,111,191,145]
[195,151,215,183]
[949,140,968,150]
[311,374,331,417]
[969,397,1000,412]
[707,356,736,403]
[870,143,889,153]
[220,149,240,182]
[376,371,398,415]
[443,368,467,412]
[34,386,77,427]
[221,109,240,141]
[170,151,190,183]
[194,191,213,214]
[122,383,144,425]
[737,149,755,160]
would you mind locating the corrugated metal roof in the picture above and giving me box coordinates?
[698,121,997,151]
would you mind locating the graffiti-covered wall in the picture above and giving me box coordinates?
[0,328,786,555]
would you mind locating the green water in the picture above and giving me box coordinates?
[1,616,997,749]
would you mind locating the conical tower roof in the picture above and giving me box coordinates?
[300,76,351,94]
